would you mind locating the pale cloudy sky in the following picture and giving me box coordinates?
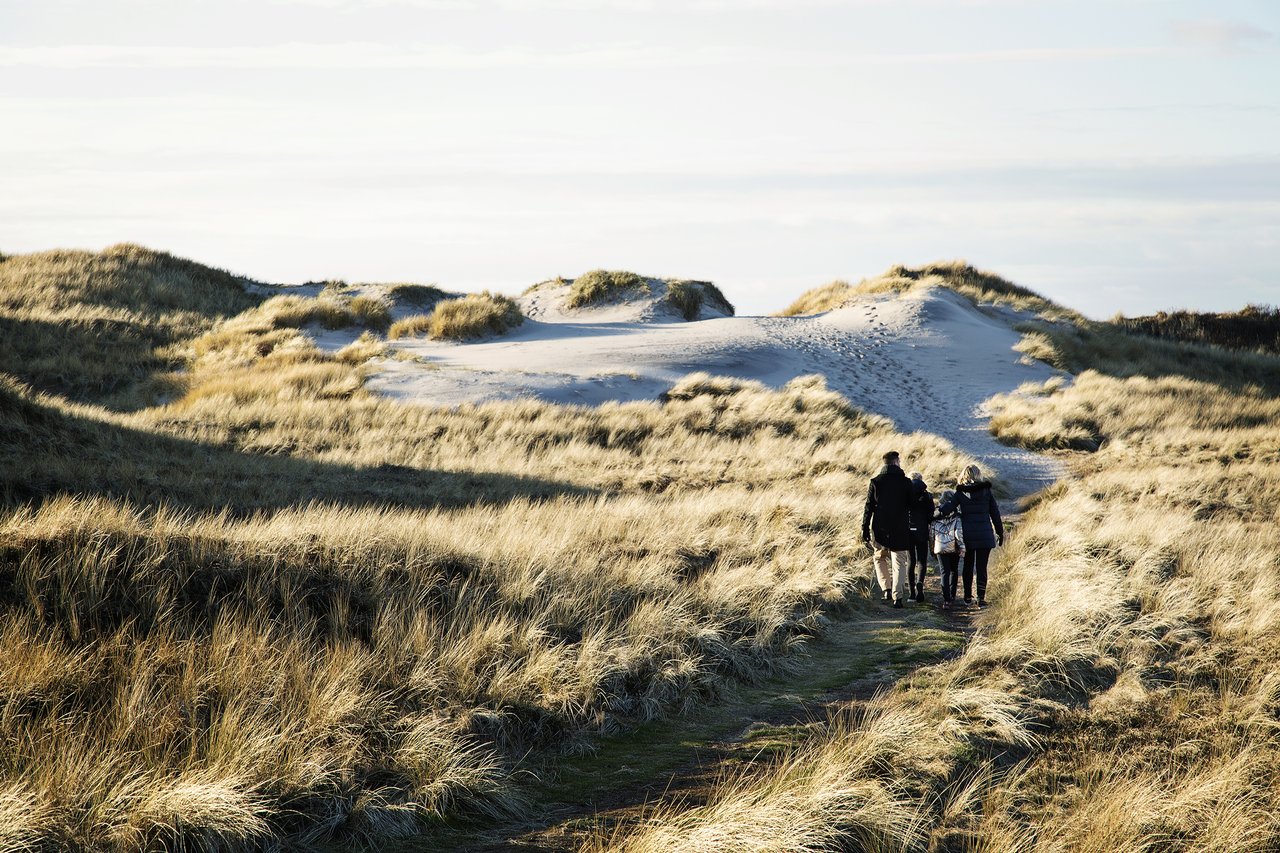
[2,0,1277,317]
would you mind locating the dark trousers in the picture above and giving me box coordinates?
[907,528,930,588]
[963,548,992,602]
[938,552,960,602]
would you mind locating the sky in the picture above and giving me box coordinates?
[2,0,1277,318]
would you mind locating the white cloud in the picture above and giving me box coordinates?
[0,41,1169,70]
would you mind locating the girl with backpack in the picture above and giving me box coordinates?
[930,489,964,609]
[938,465,1004,607]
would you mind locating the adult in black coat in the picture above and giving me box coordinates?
[861,450,913,607]
[938,464,1004,606]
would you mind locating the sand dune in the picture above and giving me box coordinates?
[357,285,1066,497]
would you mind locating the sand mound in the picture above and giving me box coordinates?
[521,276,733,324]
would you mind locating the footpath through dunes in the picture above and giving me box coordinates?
[423,603,986,853]
[368,283,1067,502]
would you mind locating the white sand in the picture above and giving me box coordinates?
[362,284,1067,498]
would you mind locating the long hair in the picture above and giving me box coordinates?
[958,464,982,485]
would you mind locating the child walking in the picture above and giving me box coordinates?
[930,489,965,609]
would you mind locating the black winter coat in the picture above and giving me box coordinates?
[862,465,913,550]
[939,481,1004,550]
[908,480,935,531]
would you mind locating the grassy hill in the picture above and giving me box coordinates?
[0,244,258,409]
[5,245,1280,852]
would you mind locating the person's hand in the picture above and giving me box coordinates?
[997,533,1004,547]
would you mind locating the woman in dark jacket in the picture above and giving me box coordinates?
[938,464,1004,606]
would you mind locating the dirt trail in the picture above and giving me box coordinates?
[419,598,981,852]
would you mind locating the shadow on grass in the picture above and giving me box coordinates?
[0,314,191,411]
[1,379,595,515]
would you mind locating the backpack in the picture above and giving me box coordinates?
[930,515,964,555]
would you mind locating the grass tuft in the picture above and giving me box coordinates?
[565,270,649,309]
[389,291,523,341]
[665,280,735,320]
[387,283,449,307]
[427,291,523,340]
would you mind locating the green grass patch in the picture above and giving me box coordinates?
[388,283,449,306]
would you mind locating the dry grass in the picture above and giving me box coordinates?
[0,249,981,848]
[390,292,523,341]
[347,294,391,330]
[0,244,256,409]
[424,291,522,340]
[0,372,973,847]
[777,262,1078,320]
[776,280,855,317]
[387,313,433,340]
[17,245,1277,852]
[1114,303,1280,354]
[523,276,571,295]
[665,281,735,320]
[387,283,449,307]
[564,270,649,309]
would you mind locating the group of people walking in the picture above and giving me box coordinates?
[861,450,1004,609]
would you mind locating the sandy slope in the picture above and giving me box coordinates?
[355,285,1066,499]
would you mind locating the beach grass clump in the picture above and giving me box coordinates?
[565,270,649,309]
[389,292,523,341]
[666,280,735,320]
[423,291,523,340]
[522,277,571,296]
[347,295,391,330]
[387,283,449,307]
[260,293,390,332]
[334,330,388,364]
[387,313,433,340]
